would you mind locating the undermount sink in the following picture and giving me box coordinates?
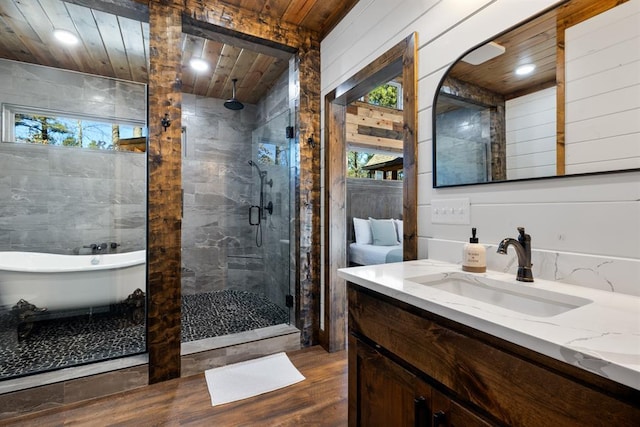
[406,272,592,317]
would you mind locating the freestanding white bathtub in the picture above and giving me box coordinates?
[0,250,146,311]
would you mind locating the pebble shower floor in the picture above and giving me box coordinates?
[0,290,289,380]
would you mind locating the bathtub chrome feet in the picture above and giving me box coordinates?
[12,299,47,339]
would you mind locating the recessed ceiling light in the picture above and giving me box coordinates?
[515,64,536,76]
[53,29,79,46]
[189,58,209,72]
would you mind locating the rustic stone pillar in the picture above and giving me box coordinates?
[147,0,183,383]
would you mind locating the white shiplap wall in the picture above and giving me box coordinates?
[506,87,557,180]
[321,0,640,295]
[564,0,640,174]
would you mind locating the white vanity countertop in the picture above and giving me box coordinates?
[338,259,640,391]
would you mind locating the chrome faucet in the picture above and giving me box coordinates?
[497,227,533,282]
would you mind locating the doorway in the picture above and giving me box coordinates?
[178,26,297,351]
[322,33,418,351]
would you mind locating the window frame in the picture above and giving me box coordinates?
[1,103,146,149]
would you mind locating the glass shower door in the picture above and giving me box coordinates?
[250,108,293,324]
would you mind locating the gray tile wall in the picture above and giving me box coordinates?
[181,94,258,295]
[0,144,146,254]
[0,58,146,125]
[181,69,293,314]
[435,107,490,186]
[0,59,147,254]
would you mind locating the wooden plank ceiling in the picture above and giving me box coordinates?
[0,0,358,104]
[448,8,558,99]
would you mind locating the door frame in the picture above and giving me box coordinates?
[322,33,418,351]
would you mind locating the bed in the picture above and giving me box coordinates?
[348,243,403,265]
[348,217,403,266]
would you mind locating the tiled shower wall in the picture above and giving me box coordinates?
[181,69,292,304]
[435,108,489,186]
[0,59,146,254]
[180,94,259,295]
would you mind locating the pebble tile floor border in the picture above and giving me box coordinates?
[0,290,289,380]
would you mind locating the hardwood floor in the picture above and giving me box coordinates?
[3,346,347,426]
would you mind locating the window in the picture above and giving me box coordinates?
[2,104,146,151]
[258,141,277,164]
[258,141,287,166]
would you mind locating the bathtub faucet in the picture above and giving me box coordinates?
[82,243,108,253]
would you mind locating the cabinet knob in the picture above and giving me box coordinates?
[433,410,446,427]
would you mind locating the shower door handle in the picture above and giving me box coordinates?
[249,206,261,225]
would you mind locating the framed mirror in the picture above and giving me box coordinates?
[433,0,640,187]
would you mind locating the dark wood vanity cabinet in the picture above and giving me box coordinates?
[350,336,430,426]
[350,335,491,426]
[347,283,640,427]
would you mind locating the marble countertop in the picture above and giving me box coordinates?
[338,259,640,390]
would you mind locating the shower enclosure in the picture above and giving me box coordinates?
[248,109,293,323]
[435,97,492,186]
[180,90,294,344]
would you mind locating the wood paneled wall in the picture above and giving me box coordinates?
[296,37,322,347]
[346,101,403,152]
[146,0,322,381]
[147,0,183,384]
[324,99,347,351]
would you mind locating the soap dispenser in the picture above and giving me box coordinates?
[462,228,486,273]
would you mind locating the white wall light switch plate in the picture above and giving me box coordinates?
[431,198,471,225]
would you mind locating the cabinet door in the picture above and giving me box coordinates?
[350,337,431,427]
[431,389,493,427]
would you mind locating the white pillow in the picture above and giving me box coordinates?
[353,217,372,244]
[369,217,399,246]
[394,219,403,243]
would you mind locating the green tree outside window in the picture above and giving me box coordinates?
[367,84,398,109]
[347,151,374,178]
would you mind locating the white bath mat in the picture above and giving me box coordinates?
[204,352,305,406]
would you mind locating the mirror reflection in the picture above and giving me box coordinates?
[433,0,640,187]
